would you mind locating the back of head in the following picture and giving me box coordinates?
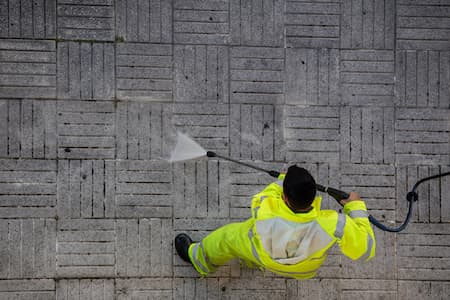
[283,165,317,211]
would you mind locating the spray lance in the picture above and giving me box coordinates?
[206,151,350,203]
[169,132,449,233]
[206,151,450,233]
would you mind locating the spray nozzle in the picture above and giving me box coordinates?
[206,151,217,157]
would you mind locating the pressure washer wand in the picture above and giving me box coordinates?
[206,151,382,230]
[206,151,281,178]
[206,151,348,203]
[205,151,450,233]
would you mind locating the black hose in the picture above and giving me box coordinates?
[411,171,450,193]
[368,198,414,232]
[369,171,450,232]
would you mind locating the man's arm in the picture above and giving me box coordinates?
[337,192,376,261]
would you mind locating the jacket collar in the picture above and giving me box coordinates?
[279,196,322,221]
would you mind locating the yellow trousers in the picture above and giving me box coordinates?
[188,218,259,276]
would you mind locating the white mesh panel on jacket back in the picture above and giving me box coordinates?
[255,218,333,265]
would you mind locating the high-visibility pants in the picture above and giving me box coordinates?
[188,218,259,276]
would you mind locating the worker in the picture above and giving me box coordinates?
[175,165,376,279]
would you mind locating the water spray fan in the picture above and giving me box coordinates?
[169,132,208,162]
[169,132,450,232]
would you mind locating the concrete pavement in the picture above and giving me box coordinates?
[0,0,449,299]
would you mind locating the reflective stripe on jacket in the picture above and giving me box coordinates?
[249,174,376,279]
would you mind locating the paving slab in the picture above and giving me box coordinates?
[116,43,173,101]
[340,49,395,106]
[396,50,450,108]
[57,160,115,219]
[57,279,114,300]
[116,218,172,277]
[0,100,56,158]
[285,0,341,48]
[56,219,116,278]
[57,42,115,100]
[230,46,284,104]
[230,0,284,47]
[0,279,55,299]
[0,219,56,278]
[341,0,395,49]
[397,0,450,50]
[0,39,56,98]
[56,100,116,159]
[173,0,230,45]
[395,108,450,165]
[174,45,229,103]
[115,160,172,218]
[285,48,340,106]
[57,0,114,41]
[0,159,57,219]
[116,0,172,43]
[0,0,56,38]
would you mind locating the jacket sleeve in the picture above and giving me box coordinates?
[336,200,376,261]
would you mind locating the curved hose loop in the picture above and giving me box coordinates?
[368,171,450,232]
[368,201,414,232]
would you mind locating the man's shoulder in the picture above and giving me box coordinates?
[317,209,339,220]
[315,210,341,236]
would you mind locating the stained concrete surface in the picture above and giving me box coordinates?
[0,0,449,299]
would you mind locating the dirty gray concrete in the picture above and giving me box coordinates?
[0,0,449,299]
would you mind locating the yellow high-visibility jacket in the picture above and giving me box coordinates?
[249,174,376,279]
[188,175,376,280]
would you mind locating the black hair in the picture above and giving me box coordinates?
[283,165,316,211]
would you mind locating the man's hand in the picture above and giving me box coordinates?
[340,191,361,206]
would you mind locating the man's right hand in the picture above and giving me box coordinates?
[340,191,360,206]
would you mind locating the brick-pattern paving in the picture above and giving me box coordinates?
[0,0,449,299]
